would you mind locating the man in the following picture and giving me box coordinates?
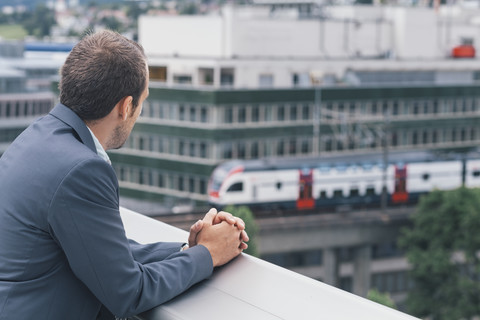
[0,30,248,319]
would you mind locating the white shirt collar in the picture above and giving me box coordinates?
[86,127,111,165]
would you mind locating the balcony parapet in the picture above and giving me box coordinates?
[120,207,419,320]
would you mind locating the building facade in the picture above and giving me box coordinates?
[109,84,480,208]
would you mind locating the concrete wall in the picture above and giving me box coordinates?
[139,15,224,58]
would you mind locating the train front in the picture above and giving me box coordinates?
[208,160,245,208]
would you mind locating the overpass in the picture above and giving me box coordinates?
[156,206,415,304]
[120,207,418,319]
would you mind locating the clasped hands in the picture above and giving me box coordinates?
[187,208,249,267]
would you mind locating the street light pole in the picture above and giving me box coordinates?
[313,86,321,156]
[381,111,390,214]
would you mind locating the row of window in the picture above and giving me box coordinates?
[325,96,480,117]
[338,270,413,296]
[124,133,210,159]
[141,101,209,123]
[262,248,411,295]
[123,132,313,161]
[371,271,413,294]
[324,126,480,153]
[125,125,480,163]
[0,98,53,118]
[113,164,208,196]
[262,243,403,269]
[139,96,480,125]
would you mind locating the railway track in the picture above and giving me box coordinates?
[151,205,416,231]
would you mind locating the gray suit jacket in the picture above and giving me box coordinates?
[0,104,213,319]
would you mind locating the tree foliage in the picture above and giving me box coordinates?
[398,187,480,319]
[223,205,259,257]
[367,289,397,310]
[21,4,56,38]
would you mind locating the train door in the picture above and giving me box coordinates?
[392,164,408,203]
[297,168,315,210]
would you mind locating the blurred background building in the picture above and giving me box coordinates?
[1,0,480,311]
[107,3,480,210]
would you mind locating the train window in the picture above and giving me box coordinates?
[366,187,375,196]
[227,182,243,192]
[276,182,282,190]
[422,173,430,181]
[473,170,480,177]
[333,190,343,198]
[319,190,327,199]
[350,188,359,197]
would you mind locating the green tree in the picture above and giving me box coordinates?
[223,205,259,257]
[100,16,122,32]
[398,187,480,319]
[22,4,56,38]
[367,289,397,309]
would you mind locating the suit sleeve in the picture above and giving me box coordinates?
[47,158,213,317]
[128,239,185,264]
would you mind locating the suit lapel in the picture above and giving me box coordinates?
[49,104,97,154]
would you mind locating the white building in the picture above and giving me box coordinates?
[139,4,480,88]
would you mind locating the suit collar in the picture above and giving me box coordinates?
[50,103,96,154]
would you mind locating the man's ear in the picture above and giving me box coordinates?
[118,96,133,121]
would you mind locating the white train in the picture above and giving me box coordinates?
[208,150,480,211]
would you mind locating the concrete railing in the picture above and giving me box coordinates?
[120,207,419,320]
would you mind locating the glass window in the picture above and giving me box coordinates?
[189,177,195,193]
[259,74,274,87]
[179,140,185,156]
[199,178,207,194]
[265,105,273,122]
[190,106,196,122]
[179,105,185,121]
[238,106,246,123]
[251,141,259,158]
[238,142,246,158]
[290,105,297,121]
[288,139,296,155]
[223,143,233,159]
[366,186,375,196]
[224,108,233,123]
[158,173,164,187]
[158,139,164,153]
[333,190,343,198]
[178,176,184,191]
[301,139,309,154]
[277,140,284,156]
[189,142,196,157]
[278,105,285,121]
[302,104,310,120]
[227,182,243,192]
[200,106,208,123]
[200,142,207,158]
[252,105,259,122]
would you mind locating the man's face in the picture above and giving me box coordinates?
[109,81,149,150]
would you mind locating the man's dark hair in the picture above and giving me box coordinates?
[59,30,147,121]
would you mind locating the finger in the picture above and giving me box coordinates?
[188,220,203,247]
[202,208,217,225]
[234,217,245,230]
[240,230,249,242]
[213,211,236,225]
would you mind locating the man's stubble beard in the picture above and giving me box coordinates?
[107,122,130,150]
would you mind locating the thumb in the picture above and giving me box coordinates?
[188,220,203,247]
[203,208,217,225]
